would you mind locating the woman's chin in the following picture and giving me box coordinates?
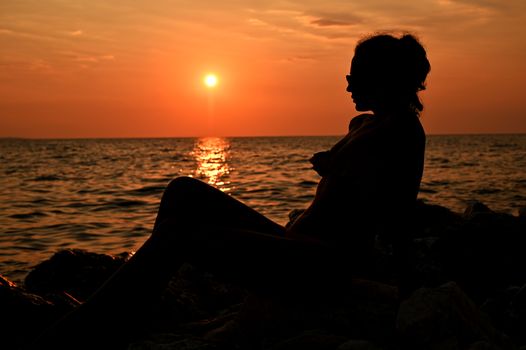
[353,103,371,112]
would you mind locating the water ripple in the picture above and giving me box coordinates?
[0,135,525,283]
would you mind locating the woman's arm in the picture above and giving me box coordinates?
[285,175,346,240]
[309,114,372,177]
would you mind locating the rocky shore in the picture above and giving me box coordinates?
[1,200,526,349]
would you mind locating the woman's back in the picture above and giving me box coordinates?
[287,111,425,249]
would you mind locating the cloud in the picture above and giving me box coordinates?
[306,12,362,28]
[69,30,83,36]
[247,18,268,27]
[246,9,362,42]
[56,50,116,66]
[447,0,506,10]
[402,0,498,31]
[75,56,98,63]
[0,27,81,42]
[278,54,319,63]
[310,18,356,27]
[73,54,115,63]
[0,58,54,74]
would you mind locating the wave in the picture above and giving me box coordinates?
[90,198,150,210]
[298,180,317,187]
[474,188,502,195]
[428,157,450,164]
[1,134,525,284]
[419,188,438,194]
[33,175,61,181]
[9,211,48,219]
[126,185,167,196]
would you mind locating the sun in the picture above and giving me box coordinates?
[204,74,218,88]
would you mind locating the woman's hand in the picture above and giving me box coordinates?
[309,151,331,177]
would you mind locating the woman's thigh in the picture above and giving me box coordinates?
[164,222,351,300]
[154,176,285,236]
[152,177,353,299]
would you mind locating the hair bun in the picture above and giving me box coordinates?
[399,34,430,91]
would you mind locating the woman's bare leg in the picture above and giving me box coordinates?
[153,176,285,235]
[30,177,337,349]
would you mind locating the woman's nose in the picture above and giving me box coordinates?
[346,74,353,92]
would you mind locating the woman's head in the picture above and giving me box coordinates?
[346,33,430,114]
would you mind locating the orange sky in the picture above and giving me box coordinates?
[1,0,525,138]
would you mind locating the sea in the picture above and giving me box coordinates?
[1,135,525,283]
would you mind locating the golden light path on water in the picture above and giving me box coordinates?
[116,137,232,259]
[192,137,232,192]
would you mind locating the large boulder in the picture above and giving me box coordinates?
[438,205,526,303]
[234,279,399,350]
[414,200,464,238]
[25,248,130,301]
[267,330,349,350]
[397,281,513,349]
[0,274,76,349]
[152,262,248,326]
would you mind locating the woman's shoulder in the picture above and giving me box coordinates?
[348,113,374,131]
[389,113,426,145]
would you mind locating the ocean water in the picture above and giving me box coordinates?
[1,135,525,283]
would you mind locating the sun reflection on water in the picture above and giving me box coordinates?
[192,137,232,192]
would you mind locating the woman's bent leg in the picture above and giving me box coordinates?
[150,177,344,297]
[30,177,312,348]
[153,176,285,236]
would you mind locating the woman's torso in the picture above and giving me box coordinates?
[286,112,426,246]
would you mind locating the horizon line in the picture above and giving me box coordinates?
[1,132,526,140]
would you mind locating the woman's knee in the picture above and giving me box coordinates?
[161,176,207,203]
[165,176,203,194]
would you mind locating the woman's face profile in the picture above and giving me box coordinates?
[346,55,376,112]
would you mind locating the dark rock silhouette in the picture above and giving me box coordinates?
[2,200,525,349]
[25,249,131,302]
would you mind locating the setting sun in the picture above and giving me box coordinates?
[204,74,218,88]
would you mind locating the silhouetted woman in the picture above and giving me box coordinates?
[30,33,430,349]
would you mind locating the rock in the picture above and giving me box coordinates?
[414,200,464,237]
[0,273,17,288]
[480,286,521,343]
[396,281,506,349]
[0,274,68,349]
[24,248,130,301]
[464,201,493,220]
[468,340,499,349]
[436,207,526,303]
[128,333,221,350]
[155,262,248,325]
[202,318,242,346]
[336,339,383,350]
[242,280,398,348]
[429,336,460,350]
[267,330,349,350]
[509,283,526,346]
[411,236,449,288]
[512,284,526,319]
